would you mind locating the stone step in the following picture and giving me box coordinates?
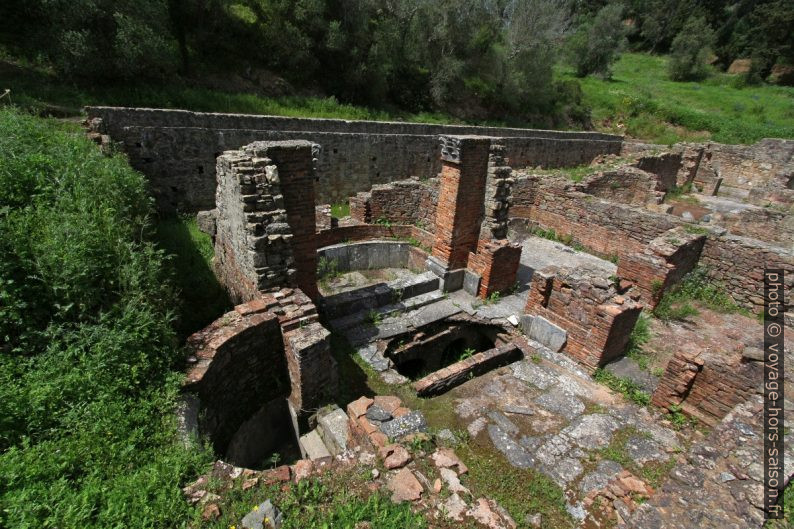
[329,289,446,333]
[317,408,350,456]
[320,271,439,320]
[298,429,332,460]
[345,296,463,347]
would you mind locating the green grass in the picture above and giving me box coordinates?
[592,369,651,406]
[459,442,575,529]
[331,203,350,219]
[625,313,653,371]
[155,215,231,338]
[0,107,211,529]
[653,267,750,321]
[564,52,794,144]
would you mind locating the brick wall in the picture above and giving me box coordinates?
[431,136,490,269]
[617,227,706,309]
[524,267,643,370]
[85,106,622,211]
[467,239,522,298]
[349,178,438,229]
[652,350,762,426]
[185,289,338,447]
[184,300,288,454]
[510,174,683,259]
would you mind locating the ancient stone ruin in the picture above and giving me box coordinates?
[87,107,792,528]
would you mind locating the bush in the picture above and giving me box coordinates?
[668,17,715,81]
[568,4,628,78]
[0,108,208,528]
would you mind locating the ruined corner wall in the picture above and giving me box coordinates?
[84,106,623,211]
[699,233,794,314]
[349,178,439,230]
[510,174,683,259]
[524,268,642,370]
[214,140,318,303]
[652,350,762,426]
[617,226,706,309]
[696,139,794,202]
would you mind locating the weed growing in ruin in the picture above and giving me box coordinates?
[483,290,502,305]
[625,313,652,370]
[683,224,709,236]
[593,369,651,406]
[653,267,749,321]
[459,347,476,361]
[531,353,542,364]
[375,217,393,228]
[666,404,699,430]
[330,202,350,219]
[317,256,341,289]
[365,310,384,326]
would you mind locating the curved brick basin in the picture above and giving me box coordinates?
[317,240,428,274]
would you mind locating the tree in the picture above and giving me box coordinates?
[568,3,627,78]
[668,16,715,81]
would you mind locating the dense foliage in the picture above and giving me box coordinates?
[668,17,716,81]
[567,3,627,78]
[0,108,208,528]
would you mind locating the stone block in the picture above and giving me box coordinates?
[529,316,567,352]
[463,270,482,296]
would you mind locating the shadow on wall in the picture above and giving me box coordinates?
[154,214,231,338]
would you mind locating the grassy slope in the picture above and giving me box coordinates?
[562,52,794,144]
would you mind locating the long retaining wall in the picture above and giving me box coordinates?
[85,106,622,211]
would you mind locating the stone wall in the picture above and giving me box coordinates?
[700,233,794,314]
[85,106,622,211]
[524,267,643,370]
[317,240,430,273]
[577,167,664,206]
[315,224,434,251]
[214,140,318,302]
[696,139,794,203]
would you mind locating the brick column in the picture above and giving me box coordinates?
[429,135,490,275]
[265,141,319,301]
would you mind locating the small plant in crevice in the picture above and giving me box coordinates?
[375,217,392,228]
[666,403,698,430]
[459,347,476,361]
[318,256,340,281]
[625,313,652,370]
[365,309,383,326]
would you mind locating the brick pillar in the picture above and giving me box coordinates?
[430,136,490,270]
[265,142,319,301]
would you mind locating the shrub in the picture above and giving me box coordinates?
[568,4,628,78]
[0,108,208,528]
[668,17,715,81]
